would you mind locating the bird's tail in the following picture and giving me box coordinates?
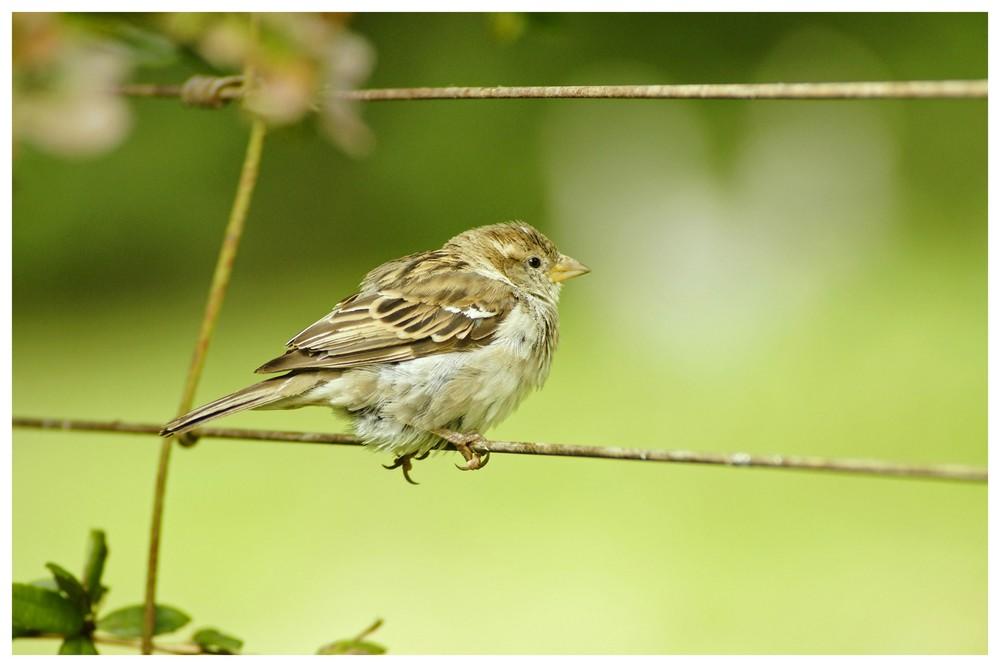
[159,373,324,437]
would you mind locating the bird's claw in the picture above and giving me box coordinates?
[401,467,418,485]
[383,455,420,485]
[453,439,491,472]
[454,450,490,471]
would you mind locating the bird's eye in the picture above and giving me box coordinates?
[527,256,542,269]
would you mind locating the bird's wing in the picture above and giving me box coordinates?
[254,271,517,373]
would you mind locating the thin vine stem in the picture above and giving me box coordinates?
[13,416,987,484]
[140,17,266,653]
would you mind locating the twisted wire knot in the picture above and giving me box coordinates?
[180,75,245,108]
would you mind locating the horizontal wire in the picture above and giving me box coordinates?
[331,80,988,101]
[115,78,988,104]
[12,416,987,483]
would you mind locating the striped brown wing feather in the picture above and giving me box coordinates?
[255,272,514,373]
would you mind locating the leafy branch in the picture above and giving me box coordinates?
[15,14,393,656]
[12,530,385,655]
[11,530,225,654]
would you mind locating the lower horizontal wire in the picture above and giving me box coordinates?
[11,416,986,483]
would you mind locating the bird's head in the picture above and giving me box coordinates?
[445,221,590,301]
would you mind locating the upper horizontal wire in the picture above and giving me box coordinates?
[53,76,990,487]
[115,79,988,104]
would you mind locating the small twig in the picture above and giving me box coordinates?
[12,416,987,484]
[141,15,266,655]
[353,618,384,643]
[117,78,987,104]
[23,633,203,655]
[94,635,202,655]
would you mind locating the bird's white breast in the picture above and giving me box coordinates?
[303,300,557,454]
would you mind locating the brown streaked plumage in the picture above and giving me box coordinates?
[255,270,516,373]
[160,221,589,483]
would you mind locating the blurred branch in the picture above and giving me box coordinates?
[117,78,987,104]
[13,416,988,484]
[116,81,239,103]
[141,16,266,655]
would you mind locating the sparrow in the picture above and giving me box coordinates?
[160,221,589,483]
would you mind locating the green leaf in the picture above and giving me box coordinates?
[46,563,90,614]
[318,619,386,655]
[13,625,40,638]
[192,627,243,654]
[12,583,84,635]
[59,636,99,655]
[82,529,109,606]
[97,604,190,638]
[317,640,386,655]
[29,578,59,592]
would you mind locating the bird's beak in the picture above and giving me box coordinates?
[549,254,590,283]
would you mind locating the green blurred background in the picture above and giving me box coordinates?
[13,12,986,654]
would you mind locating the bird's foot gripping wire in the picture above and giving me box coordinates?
[432,429,492,472]
[383,450,431,485]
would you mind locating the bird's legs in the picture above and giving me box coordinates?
[382,430,491,483]
[383,450,432,485]
[432,428,492,471]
